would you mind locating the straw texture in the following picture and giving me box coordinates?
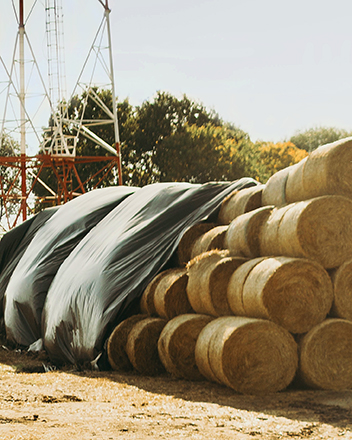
[259,195,352,269]
[329,259,352,321]
[107,314,148,371]
[126,317,167,376]
[225,206,274,258]
[298,318,352,390]
[285,137,352,203]
[153,267,192,319]
[176,222,216,265]
[157,314,213,380]
[190,225,228,260]
[235,256,333,334]
[195,316,298,394]
[186,250,235,315]
[218,185,264,224]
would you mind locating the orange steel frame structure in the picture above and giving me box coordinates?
[0,153,121,230]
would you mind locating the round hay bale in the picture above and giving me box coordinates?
[329,259,352,320]
[261,166,291,207]
[195,316,236,384]
[107,314,148,371]
[298,318,352,390]
[176,222,216,265]
[260,195,352,269]
[153,267,192,320]
[196,316,298,394]
[190,225,228,260]
[218,185,264,224]
[140,268,178,316]
[227,257,268,316]
[258,204,295,257]
[186,249,233,315]
[240,256,333,334]
[285,137,352,203]
[126,317,167,376]
[158,314,213,380]
[225,206,274,258]
[285,158,308,204]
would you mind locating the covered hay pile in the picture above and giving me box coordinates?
[106,137,352,393]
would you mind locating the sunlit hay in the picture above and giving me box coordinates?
[153,267,192,320]
[217,185,265,224]
[190,225,228,260]
[261,166,292,207]
[285,137,352,203]
[198,316,298,394]
[285,158,308,204]
[125,317,167,376]
[107,314,148,371]
[225,206,274,259]
[274,195,352,269]
[140,269,177,316]
[259,204,295,257]
[176,222,217,265]
[297,318,352,390]
[227,257,267,317]
[157,314,213,381]
[186,249,230,315]
[206,256,248,316]
[329,259,352,320]
[241,256,333,334]
[195,316,235,384]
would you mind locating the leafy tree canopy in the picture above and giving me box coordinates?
[289,126,352,152]
[253,141,308,183]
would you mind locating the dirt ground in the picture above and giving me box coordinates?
[1,346,352,440]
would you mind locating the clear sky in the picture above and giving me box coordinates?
[1,0,352,153]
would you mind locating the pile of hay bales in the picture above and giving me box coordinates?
[107,137,352,394]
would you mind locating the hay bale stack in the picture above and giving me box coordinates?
[140,268,177,316]
[107,314,148,371]
[157,314,213,381]
[187,250,246,316]
[126,317,167,376]
[285,137,352,203]
[195,316,298,394]
[218,184,265,224]
[190,225,228,260]
[258,195,352,269]
[225,206,274,258]
[329,259,352,321]
[227,257,267,317]
[153,267,192,319]
[297,318,352,390]
[227,256,333,334]
[261,166,292,207]
[176,222,216,265]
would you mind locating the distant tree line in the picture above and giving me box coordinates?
[2,89,352,208]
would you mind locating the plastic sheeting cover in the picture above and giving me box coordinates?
[4,186,138,346]
[42,179,258,367]
[0,206,60,316]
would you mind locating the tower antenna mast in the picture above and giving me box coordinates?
[19,0,27,221]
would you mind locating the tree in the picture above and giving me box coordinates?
[253,141,308,183]
[0,134,22,229]
[156,122,256,183]
[125,91,223,186]
[289,126,352,153]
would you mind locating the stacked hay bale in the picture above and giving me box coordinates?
[107,138,352,393]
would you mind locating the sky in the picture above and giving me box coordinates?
[1,0,352,154]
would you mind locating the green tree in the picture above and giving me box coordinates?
[289,126,352,153]
[125,91,223,186]
[156,123,256,183]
